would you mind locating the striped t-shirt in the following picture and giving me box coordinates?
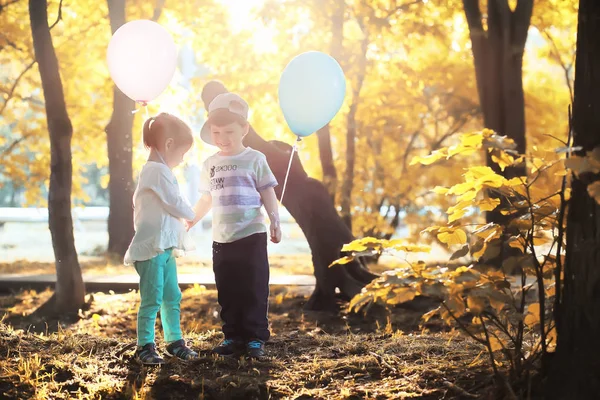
[199,148,278,243]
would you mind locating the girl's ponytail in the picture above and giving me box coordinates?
[142,117,156,149]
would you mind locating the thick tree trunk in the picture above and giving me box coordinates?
[316,0,345,201]
[202,81,378,311]
[548,1,600,397]
[105,0,135,258]
[29,0,85,314]
[463,0,532,208]
[463,0,532,267]
[340,23,368,231]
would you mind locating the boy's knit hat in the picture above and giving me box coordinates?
[200,93,249,145]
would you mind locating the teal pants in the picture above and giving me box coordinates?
[134,249,182,346]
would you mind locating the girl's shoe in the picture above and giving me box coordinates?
[166,339,198,360]
[135,343,165,365]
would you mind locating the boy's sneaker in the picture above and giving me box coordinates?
[166,339,198,360]
[212,338,243,356]
[135,343,165,365]
[246,339,266,359]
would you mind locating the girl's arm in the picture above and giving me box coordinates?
[260,187,281,243]
[149,168,196,221]
[186,193,212,231]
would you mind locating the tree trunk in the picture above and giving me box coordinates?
[316,0,345,201]
[105,0,135,258]
[340,22,369,231]
[463,0,532,208]
[202,81,378,312]
[463,0,532,267]
[29,0,85,314]
[548,0,600,397]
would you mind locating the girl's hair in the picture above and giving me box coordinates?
[142,113,194,150]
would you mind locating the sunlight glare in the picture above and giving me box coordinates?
[218,0,278,53]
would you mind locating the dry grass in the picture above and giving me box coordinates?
[0,287,496,399]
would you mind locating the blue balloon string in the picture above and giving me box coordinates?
[279,136,302,204]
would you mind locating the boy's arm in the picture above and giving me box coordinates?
[187,193,212,230]
[150,168,196,221]
[185,159,212,230]
[260,187,281,243]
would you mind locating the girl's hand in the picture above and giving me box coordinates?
[270,223,282,243]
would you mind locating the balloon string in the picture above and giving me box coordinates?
[280,137,301,204]
[131,101,149,116]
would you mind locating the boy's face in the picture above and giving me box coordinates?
[210,122,248,154]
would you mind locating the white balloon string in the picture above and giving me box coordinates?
[280,137,301,204]
[131,101,148,115]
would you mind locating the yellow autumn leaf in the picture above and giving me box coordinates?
[460,132,484,147]
[524,303,541,327]
[465,166,497,180]
[329,256,355,268]
[491,151,515,171]
[457,190,479,203]
[467,296,485,315]
[471,240,487,259]
[422,307,440,323]
[448,208,468,223]
[447,181,477,196]
[432,186,449,195]
[387,287,417,305]
[489,298,505,314]
[410,149,448,166]
[477,197,501,212]
[489,336,504,352]
[437,228,467,246]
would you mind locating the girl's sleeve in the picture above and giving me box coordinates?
[255,153,278,191]
[146,165,196,220]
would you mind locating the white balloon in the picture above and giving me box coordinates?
[107,20,177,103]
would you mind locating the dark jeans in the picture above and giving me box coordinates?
[213,233,270,342]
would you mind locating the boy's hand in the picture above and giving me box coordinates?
[185,219,197,232]
[270,222,282,243]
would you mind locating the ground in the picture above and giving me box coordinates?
[0,284,496,400]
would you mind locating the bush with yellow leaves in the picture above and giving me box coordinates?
[331,128,578,390]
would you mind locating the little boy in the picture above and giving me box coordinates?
[187,93,281,359]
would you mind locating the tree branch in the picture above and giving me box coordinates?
[512,0,534,48]
[462,0,484,32]
[0,134,30,156]
[0,59,36,116]
[0,0,20,13]
[542,29,574,103]
[48,0,63,30]
[151,0,165,21]
[384,0,422,18]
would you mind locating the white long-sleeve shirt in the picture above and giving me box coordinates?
[124,162,196,264]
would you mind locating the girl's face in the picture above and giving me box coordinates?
[163,139,191,169]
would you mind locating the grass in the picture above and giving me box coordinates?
[0,285,497,399]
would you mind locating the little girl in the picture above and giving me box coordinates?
[124,113,198,365]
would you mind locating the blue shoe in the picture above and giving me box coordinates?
[166,339,198,360]
[246,339,266,359]
[212,338,243,356]
[135,343,165,365]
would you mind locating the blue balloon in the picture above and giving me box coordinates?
[278,51,346,137]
